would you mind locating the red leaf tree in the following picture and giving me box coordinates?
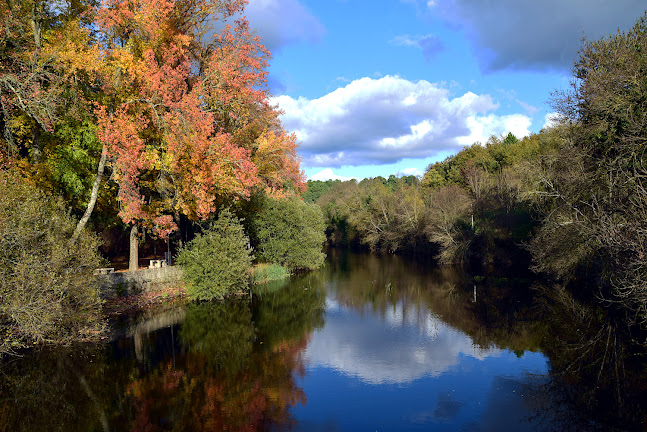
[94,0,305,269]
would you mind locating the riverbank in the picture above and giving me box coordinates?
[101,263,290,317]
[98,265,187,316]
[103,283,188,316]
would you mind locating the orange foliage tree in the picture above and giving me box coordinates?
[93,0,305,268]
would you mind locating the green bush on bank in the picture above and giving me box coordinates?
[176,209,253,301]
[251,197,326,271]
[0,170,104,354]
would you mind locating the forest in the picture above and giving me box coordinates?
[307,12,647,335]
[2,0,647,358]
[0,0,325,353]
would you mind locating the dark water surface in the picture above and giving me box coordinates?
[2,250,646,431]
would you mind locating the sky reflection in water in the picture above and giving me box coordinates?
[290,283,549,431]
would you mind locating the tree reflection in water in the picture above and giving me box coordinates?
[0,345,114,432]
[321,249,647,430]
[0,276,326,432]
[121,278,326,431]
[534,284,647,430]
[1,251,647,430]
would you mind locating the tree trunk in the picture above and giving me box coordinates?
[129,224,139,271]
[30,1,42,62]
[68,143,107,246]
[174,212,183,249]
[31,124,41,164]
[29,1,43,164]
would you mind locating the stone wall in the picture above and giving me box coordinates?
[98,266,184,299]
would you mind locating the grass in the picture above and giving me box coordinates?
[250,263,290,284]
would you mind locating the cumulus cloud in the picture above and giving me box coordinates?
[401,167,423,177]
[431,0,646,71]
[271,75,531,167]
[245,0,325,53]
[456,113,531,146]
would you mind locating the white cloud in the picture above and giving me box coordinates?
[517,100,539,116]
[272,75,530,167]
[431,0,646,71]
[245,0,325,53]
[310,168,357,181]
[401,167,423,177]
[456,113,532,146]
[390,35,421,48]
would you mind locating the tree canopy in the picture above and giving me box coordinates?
[1,0,307,268]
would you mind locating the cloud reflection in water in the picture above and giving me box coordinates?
[304,297,503,385]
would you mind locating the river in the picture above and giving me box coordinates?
[1,249,645,431]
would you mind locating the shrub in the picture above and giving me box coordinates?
[251,197,326,271]
[177,209,253,301]
[0,170,104,354]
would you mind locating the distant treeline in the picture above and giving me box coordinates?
[306,129,560,267]
[307,12,647,327]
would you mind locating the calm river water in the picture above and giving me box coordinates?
[1,249,646,431]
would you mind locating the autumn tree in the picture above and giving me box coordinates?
[1,0,65,160]
[94,0,305,270]
[0,0,102,159]
[0,0,119,249]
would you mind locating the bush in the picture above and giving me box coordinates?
[0,170,104,354]
[177,209,253,301]
[250,263,290,284]
[251,197,326,271]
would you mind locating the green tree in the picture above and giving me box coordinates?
[315,179,361,247]
[346,178,396,251]
[177,209,252,301]
[252,197,326,271]
[303,179,340,203]
[425,185,472,264]
[531,12,647,319]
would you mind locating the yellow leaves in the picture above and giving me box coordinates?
[159,147,176,171]
[254,130,295,176]
[42,20,102,78]
[105,46,140,89]
[253,131,301,195]
[143,145,162,169]
[8,115,32,140]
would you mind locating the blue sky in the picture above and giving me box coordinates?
[243,0,646,180]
